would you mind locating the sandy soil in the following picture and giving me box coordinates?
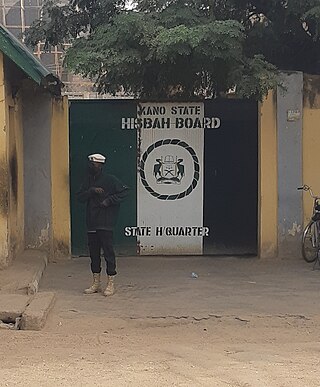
[1,257,320,386]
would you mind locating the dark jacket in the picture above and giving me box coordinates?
[77,171,129,231]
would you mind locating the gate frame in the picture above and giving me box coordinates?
[68,73,317,259]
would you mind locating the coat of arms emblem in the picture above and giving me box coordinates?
[153,155,185,184]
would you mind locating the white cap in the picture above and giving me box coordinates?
[88,153,106,163]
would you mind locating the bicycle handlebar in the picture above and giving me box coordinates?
[298,185,320,199]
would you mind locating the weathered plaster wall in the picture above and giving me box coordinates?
[259,91,278,258]
[6,84,24,263]
[22,86,52,250]
[0,52,9,268]
[51,96,71,259]
[277,72,303,257]
[303,74,320,226]
[0,55,69,266]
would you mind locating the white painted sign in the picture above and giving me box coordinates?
[287,109,301,122]
[137,102,204,255]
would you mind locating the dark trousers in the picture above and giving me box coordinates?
[88,230,117,276]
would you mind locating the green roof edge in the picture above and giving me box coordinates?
[0,24,62,95]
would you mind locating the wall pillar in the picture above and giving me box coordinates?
[277,72,303,257]
[6,85,24,262]
[0,52,9,268]
[302,74,320,227]
[22,86,52,251]
[259,91,278,258]
[51,96,71,259]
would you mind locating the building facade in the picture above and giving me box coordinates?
[68,73,320,259]
[0,25,69,268]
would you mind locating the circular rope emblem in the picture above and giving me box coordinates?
[139,139,200,200]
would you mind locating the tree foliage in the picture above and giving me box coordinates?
[25,0,320,100]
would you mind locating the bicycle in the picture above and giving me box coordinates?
[298,185,320,265]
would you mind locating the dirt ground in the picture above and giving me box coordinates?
[1,256,320,386]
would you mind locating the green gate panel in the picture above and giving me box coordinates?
[69,100,137,256]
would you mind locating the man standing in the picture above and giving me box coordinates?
[77,153,129,296]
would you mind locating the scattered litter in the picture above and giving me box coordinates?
[0,317,21,330]
[58,321,62,326]
[235,317,250,323]
[247,281,256,284]
[191,272,198,279]
[0,321,13,330]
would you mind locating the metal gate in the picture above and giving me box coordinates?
[69,99,258,256]
[203,100,258,255]
[69,100,137,256]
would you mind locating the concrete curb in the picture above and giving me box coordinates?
[21,292,56,331]
[26,254,48,295]
[0,294,30,323]
[0,250,49,295]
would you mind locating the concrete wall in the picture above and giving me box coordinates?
[0,52,9,268]
[303,74,320,226]
[6,83,24,263]
[0,54,25,268]
[22,86,52,250]
[259,91,278,258]
[277,72,303,257]
[259,73,309,259]
[0,55,71,268]
[1,62,316,263]
[51,96,71,259]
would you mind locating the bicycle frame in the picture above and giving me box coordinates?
[310,221,319,248]
[298,184,320,266]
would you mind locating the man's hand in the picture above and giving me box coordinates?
[99,198,110,208]
[90,187,104,194]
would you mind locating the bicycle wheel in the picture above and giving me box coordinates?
[302,221,319,263]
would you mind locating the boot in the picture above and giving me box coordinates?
[84,273,101,294]
[103,275,115,296]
